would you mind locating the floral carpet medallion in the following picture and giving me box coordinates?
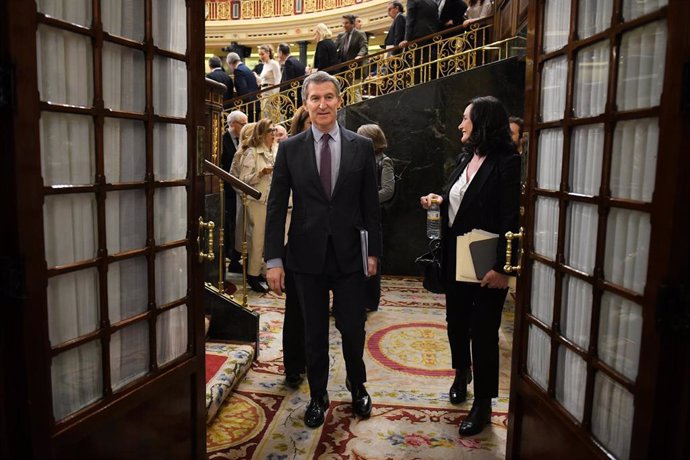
[208,276,512,459]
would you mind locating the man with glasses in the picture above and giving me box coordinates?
[384,2,406,56]
[223,110,248,271]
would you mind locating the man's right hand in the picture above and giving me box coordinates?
[266,267,285,295]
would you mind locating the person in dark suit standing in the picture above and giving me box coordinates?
[335,14,369,102]
[384,1,406,56]
[227,52,261,122]
[278,43,306,115]
[206,55,234,108]
[420,96,520,437]
[399,0,440,81]
[438,0,468,29]
[222,110,249,270]
[264,71,381,428]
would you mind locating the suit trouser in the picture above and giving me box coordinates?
[445,281,506,399]
[292,240,368,399]
[244,199,266,277]
[282,268,306,374]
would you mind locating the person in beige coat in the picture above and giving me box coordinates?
[238,118,276,292]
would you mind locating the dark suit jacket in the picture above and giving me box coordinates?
[233,62,259,100]
[264,126,381,275]
[281,56,306,84]
[439,0,468,28]
[206,68,234,105]
[313,39,339,73]
[440,150,521,277]
[336,29,368,63]
[221,131,238,173]
[405,0,440,41]
[384,13,407,53]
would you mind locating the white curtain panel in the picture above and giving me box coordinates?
[154,186,187,244]
[598,292,643,380]
[623,0,668,22]
[527,324,551,391]
[604,208,650,294]
[111,321,149,390]
[104,118,146,182]
[153,56,188,118]
[578,0,613,39]
[565,202,597,274]
[106,190,147,253]
[556,346,587,421]
[570,124,604,195]
[534,196,559,260]
[574,40,609,118]
[541,56,568,122]
[592,372,634,459]
[610,118,659,202]
[153,123,188,180]
[108,257,148,323]
[157,305,189,365]
[51,341,102,421]
[43,194,97,267]
[102,42,145,113]
[36,0,91,27]
[560,275,592,348]
[155,247,188,306]
[40,112,94,186]
[616,20,667,111]
[102,0,145,41]
[152,1,187,54]
[543,0,570,52]
[47,268,99,346]
[530,261,556,325]
[536,128,563,190]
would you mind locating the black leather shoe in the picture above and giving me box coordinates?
[459,398,492,436]
[247,275,268,293]
[227,259,243,273]
[449,368,472,405]
[284,372,303,389]
[346,379,372,418]
[304,394,329,428]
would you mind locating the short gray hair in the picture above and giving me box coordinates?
[226,52,241,65]
[227,110,246,124]
[302,71,340,102]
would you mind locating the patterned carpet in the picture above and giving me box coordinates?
[207,276,514,459]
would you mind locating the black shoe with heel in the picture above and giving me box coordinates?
[449,367,472,405]
[458,398,492,436]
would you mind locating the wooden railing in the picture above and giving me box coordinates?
[206,0,375,20]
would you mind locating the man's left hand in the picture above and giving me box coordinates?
[480,270,509,289]
[367,256,378,277]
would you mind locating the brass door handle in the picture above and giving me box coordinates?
[197,216,215,263]
[504,227,524,275]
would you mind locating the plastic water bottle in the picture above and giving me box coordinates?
[426,198,441,239]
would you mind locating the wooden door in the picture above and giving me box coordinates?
[0,1,207,458]
[507,0,690,458]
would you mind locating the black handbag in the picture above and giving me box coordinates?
[415,238,445,294]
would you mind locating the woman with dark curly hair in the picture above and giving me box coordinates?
[420,96,520,436]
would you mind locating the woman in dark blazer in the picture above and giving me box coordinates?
[420,96,520,436]
[310,23,339,74]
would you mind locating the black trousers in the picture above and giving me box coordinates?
[445,281,506,399]
[292,240,368,398]
[282,269,306,375]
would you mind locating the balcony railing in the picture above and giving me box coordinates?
[206,0,373,20]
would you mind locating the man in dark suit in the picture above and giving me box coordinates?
[335,14,369,102]
[222,110,248,270]
[384,2,406,56]
[399,0,440,81]
[206,55,234,108]
[438,0,468,29]
[277,43,306,114]
[264,71,381,428]
[226,52,261,122]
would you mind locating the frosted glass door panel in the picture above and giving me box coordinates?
[574,41,609,118]
[527,325,551,391]
[36,0,92,27]
[102,0,145,41]
[106,190,147,253]
[541,57,568,122]
[623,0,668,21]
[36,25,93,106]
[610,118,658,202]
[556,347,587,422]
[570,124,604,195]
[560,275,592,348]
[154,123,188,180]
[51,340,102,421]
[530,262,555,325]
[154,187,187,244]
[157,305,189,365]
[40,112,95,186]
[616,20,667,111]
[102,43,145,112]
[43,194,97,267]
[155,247,188,306]
[153,57,187,118]
[536,128,563,190]
[534,197,559,260]
[578,0,612,39]
[564,203,597,274]
[152,1,187,54]
[598,292,642,380]
[543,0,570,52]
[110,322,149,390]
[592,373,633,459]
[104,118,146,183]
[47,268,99,345]
[604,209,650,294]
[108,257,148,322]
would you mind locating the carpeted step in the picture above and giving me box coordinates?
[205,341,255,423]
